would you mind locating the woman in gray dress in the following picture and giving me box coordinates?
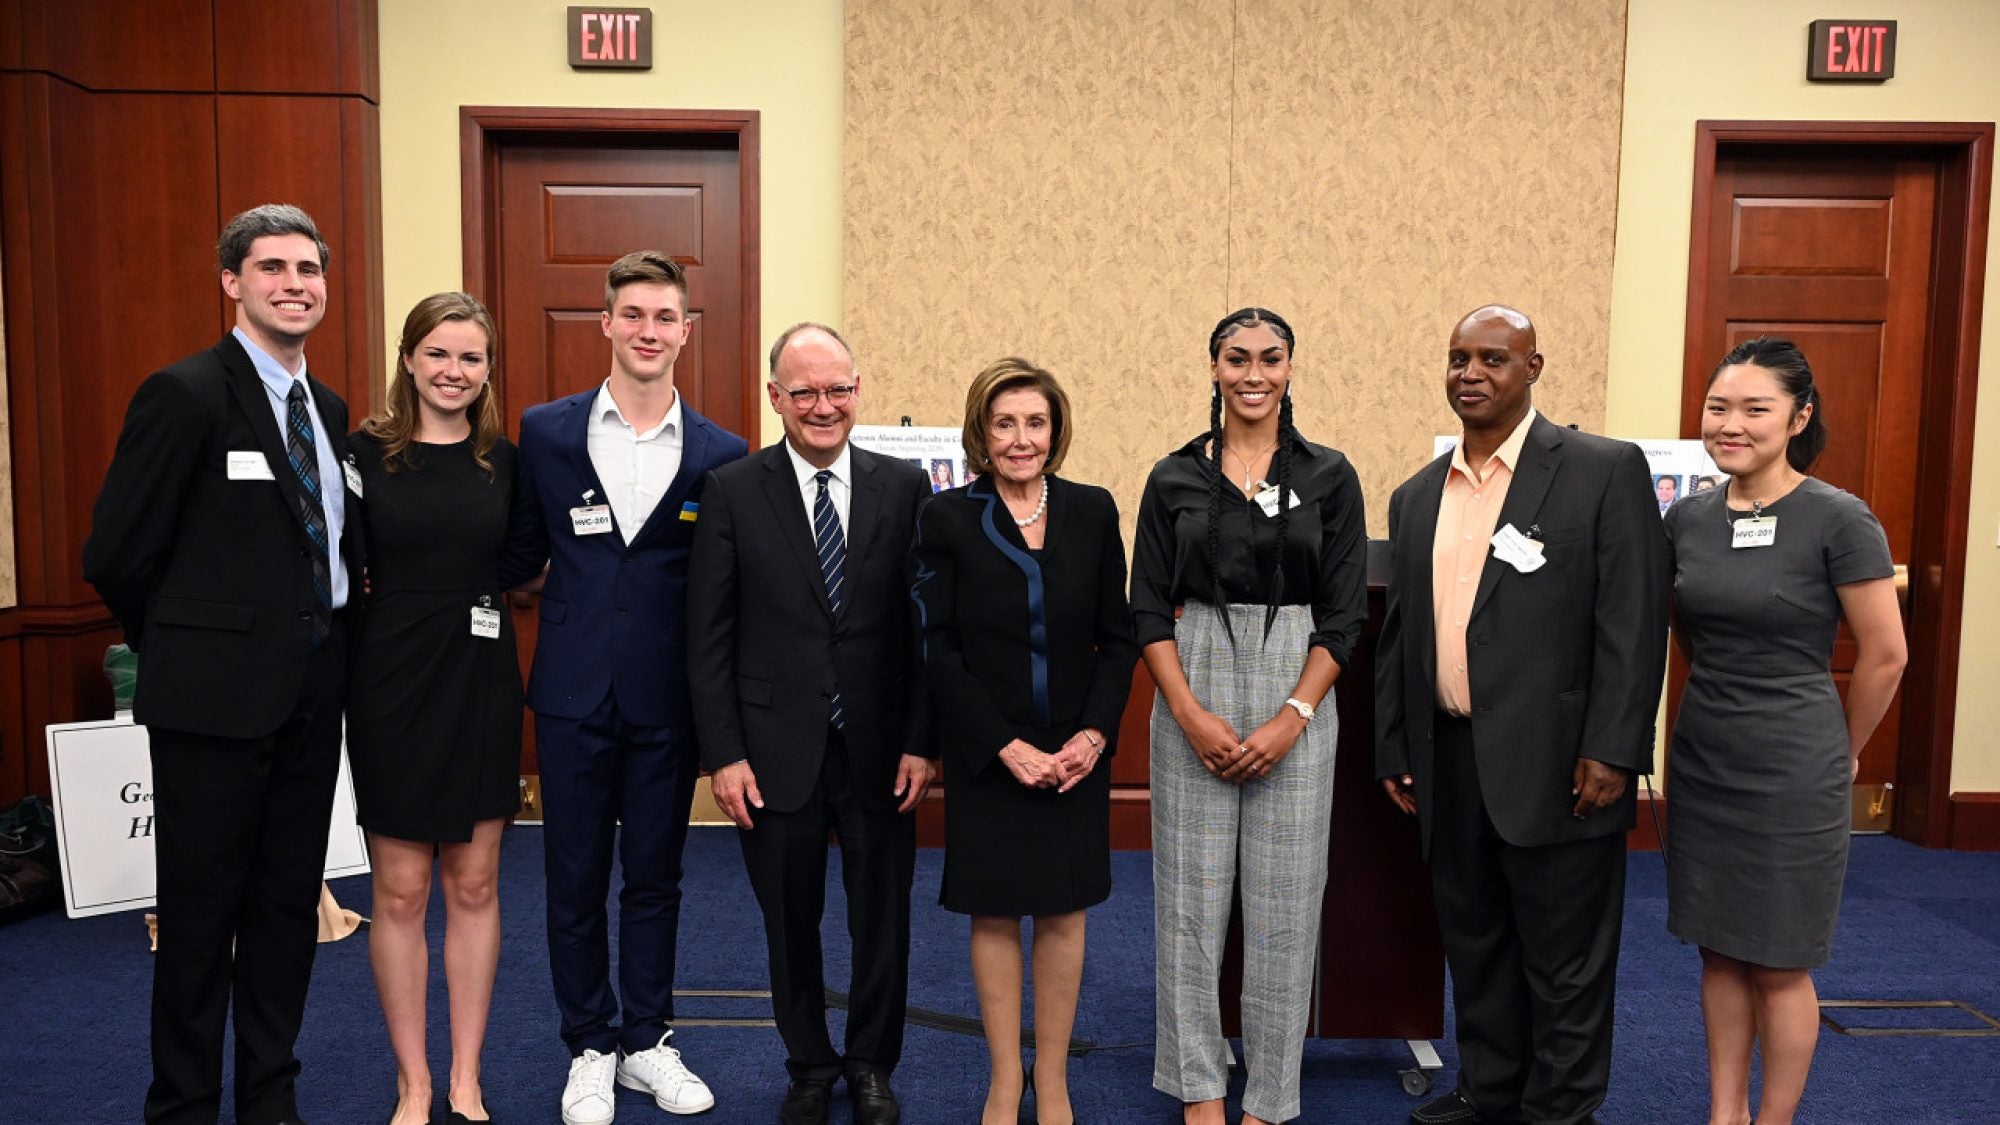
[1665,336,1907,1125]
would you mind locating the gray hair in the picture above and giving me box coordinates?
[216,204,330,275]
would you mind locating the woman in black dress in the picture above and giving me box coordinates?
[910,358,1138,1125]
[1666,337,1906,1125]
[348,292,539,1125]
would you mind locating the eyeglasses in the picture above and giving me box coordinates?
[780,384,856,408]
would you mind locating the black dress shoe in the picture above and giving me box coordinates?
[847,1070,901,1125]
[780,1076,835,1125]
[1410,1089,1486,1125]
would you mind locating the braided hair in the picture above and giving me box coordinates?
[1204,307,1299,644]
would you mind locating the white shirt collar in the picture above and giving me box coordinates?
[233,326,307,391]
[785,438,852,489]
[592,380,680,441]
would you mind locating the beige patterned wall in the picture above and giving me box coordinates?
[846,0,1627,536]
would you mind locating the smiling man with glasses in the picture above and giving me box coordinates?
[687,322,937,1125]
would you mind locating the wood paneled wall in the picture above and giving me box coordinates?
[0,0,382,806]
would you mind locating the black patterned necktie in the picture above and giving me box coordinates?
[812,469,846,728]
[286,381,332,646]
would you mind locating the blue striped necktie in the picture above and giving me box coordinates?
[285,381,332,646]
[812,469,846,728]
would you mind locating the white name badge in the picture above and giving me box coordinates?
[1490,522,1547,574]
[570,504,614,536]
[226,451,276,481]
[1731,516,1777,549]
[1253,483,1302,518]
[342,460,364,498]
[470,605,502,639]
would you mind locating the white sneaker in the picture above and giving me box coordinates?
[563,1048,618,1125]
[617,1032,716,1115]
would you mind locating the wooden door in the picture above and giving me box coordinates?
[485,134,754,775]
[1679,146,1935,830]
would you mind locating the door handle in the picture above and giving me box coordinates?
[1893,563,1909,616]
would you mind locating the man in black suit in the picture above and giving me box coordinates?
[84,204,361,1125]
[1376,306,1669,1125]
[687,323,935,1125]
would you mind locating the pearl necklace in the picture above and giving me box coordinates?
[1011,475,1050,528]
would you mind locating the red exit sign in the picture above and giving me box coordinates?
[569,7,652,70]
[1808,19,1896,82]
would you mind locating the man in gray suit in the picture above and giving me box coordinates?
[1376,306,1669,1125]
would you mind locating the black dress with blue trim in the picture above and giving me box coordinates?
[910,474,1139,916]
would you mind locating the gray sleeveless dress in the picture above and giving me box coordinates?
[1663,478,1893,968]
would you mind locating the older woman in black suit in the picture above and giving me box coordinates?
[911,358,1138,1125]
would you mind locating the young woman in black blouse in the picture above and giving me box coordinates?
[1131,309,1367,1125]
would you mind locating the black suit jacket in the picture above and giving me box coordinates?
[83,333,362,739]
[686,443,935,813]
[908,475,1137,773]
[1375,414,1669,855]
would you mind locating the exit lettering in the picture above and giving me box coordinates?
[579,12,640,62]
[1825,24,1888,74]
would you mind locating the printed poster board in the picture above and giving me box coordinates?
[850,424,975,493]
[45,717,370,919]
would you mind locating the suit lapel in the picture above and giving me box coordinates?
[1469,415,1562,622]
[560,391,616,533]
[759,447,835,620]
[630,409,709,548]
[843,447,882,584]
[1403,458,1448,687]
[219,338,315,544]
[1036,475,1066,566]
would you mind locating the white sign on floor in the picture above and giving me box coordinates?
[44,717,371,919]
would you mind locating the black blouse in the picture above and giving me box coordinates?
[1130,431,1368,670]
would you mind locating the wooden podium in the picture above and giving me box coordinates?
[1210,584,1445,1043]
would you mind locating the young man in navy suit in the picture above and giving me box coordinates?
[513,251,748,1125]
[85,204,360,1125]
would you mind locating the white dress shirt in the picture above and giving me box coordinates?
[785,439,851,535]
[586,381,683,544]
[234,327,349,609]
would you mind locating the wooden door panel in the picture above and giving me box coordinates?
[1681,147,1935,809]
[1732,197,1892,276]
[545,184,706,260]
[490,136,748,774]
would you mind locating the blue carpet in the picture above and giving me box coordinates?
[3,830,1996,1123]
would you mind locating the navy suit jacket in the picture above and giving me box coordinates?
[514,388,748,727]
